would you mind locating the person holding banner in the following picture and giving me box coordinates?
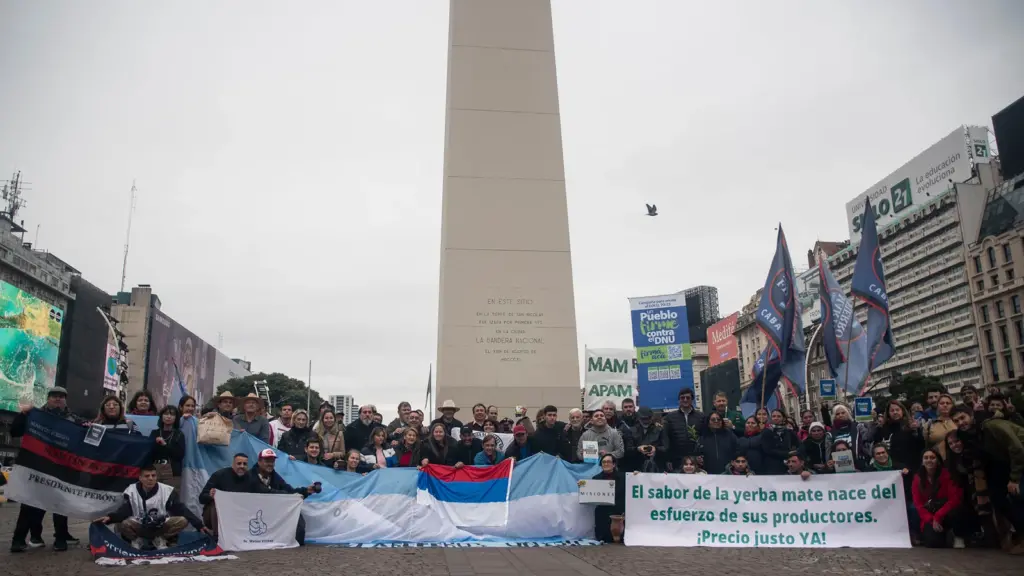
[473,434,505,466]
[591,454,625,544]
[94,396,141,434]
[248,449,321,545]
[94,464,208,550]
[699,412,738,474]
[9,387,82,553]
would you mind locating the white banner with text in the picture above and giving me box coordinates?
[216,491,303,551]
[625,472,910,548]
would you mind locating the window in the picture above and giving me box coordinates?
[989,247,998,267]
[998,301,1006,318]
[992,274,1001,287]
[985,329,994,352]
[982,305,990,322]
[1017,320,1024,344]
[977,279,985,291]
[974,255,983,273]
[1005,244,1013,263]
[1015,295,1022,315]
[1000,325,1010,349]
[1009,269,1017,281]
[991,357,1000,381]
[1007,355,1016,380]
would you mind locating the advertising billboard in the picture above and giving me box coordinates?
[103,344,119,391]
[0,280,64,412]
[628,293,693,410]
[583,347,636,410]
[146,310,215,409]
[705,312,739,367]
[214,349,251,389]
[844,126,991,242]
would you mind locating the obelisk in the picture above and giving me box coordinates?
[435,0,580,418]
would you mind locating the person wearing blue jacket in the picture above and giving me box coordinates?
[473,434,507,466]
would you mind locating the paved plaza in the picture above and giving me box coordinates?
[2,504,1021,576]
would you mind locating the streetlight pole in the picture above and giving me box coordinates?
[804,323,824,414]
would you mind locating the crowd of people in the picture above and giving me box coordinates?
[4,382,1024,553]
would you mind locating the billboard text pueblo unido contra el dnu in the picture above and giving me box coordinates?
[629,293,693,410]
[0,280,63,412]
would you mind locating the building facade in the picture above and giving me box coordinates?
[968,174,1024,388]
[329,394,358,426]
[690,341,708,410]
[110,285,162,398]
[681,285,720,344]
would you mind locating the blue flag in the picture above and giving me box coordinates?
[850,199,896,373]
[754,226,806,394]
[168,360,188,409]
[818,254,869,396]
[740,347,781,416]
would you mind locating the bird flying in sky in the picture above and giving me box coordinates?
[646,203,658,216]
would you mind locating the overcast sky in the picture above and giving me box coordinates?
[2,1,1023,420]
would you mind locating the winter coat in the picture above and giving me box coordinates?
[980,417,1024,483]
[760,426,800,475]
[344,420,377,455]
[629,422,666,471]
[505,437,538,461]
[738,432,766,475]
[700,428,738,474]
[562,425,587,462]
[453,438,483,466]
[473,450,506,466]
[232,414,271,443]
[278,426,322,459]
[149,427,186,476]
[873,422,924,471]
[829,420,867,468]
[532,422,566,457]
[661,408,705,464]
[801,435,832,474]
[429,417,465,435]
[912,468,962,531]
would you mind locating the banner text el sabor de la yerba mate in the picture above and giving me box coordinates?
[625,472,910,548]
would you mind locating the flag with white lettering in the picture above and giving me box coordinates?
[850,199,896,375]
[818,255,869,395]
[5,409,151,519]
[754,226,806,396]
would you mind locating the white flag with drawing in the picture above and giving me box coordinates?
[215,492,303,551]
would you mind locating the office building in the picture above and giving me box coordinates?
[329,394,358,425]
[968,173,1024,388]
[110,285,162,397]
[681,285,720,343]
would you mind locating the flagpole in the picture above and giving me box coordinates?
[307,359,312,414]
[759,343,769,409]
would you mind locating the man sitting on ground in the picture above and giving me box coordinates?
[94,465,208,550]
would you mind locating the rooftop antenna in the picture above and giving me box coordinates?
[1,171,29,223]
[120,181,137,293]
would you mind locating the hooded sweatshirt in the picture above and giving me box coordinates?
[578,423,625,461]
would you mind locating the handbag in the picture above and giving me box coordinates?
[153,461,174,482]
[197,413,232,446]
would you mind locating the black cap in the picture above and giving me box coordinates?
[638,407,653,418]
[460,427,474,435]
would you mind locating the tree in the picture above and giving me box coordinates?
[217,372,325,415]
[885,372,941,406]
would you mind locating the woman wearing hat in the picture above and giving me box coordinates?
[231,393,271,444]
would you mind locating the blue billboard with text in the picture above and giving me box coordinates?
[628,293,693,410]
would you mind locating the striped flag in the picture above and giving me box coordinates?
[6,409,152,519]
[415,459,513,528]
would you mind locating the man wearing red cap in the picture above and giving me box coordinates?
[504,424,537,461]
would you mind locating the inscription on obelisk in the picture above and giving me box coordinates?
[435,0,580,417]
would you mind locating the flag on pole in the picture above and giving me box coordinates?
[168,360,187,408]
[818,254,869,395]
[740,347,781,417]
[754,226,806,396]
[850,199,896,373]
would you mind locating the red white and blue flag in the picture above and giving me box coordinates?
[416,459,513,528]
